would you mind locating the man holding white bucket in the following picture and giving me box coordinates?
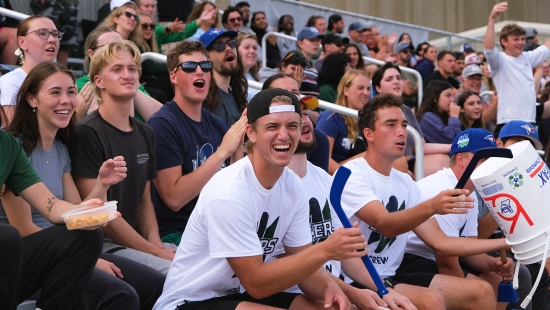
[478,120,550,310]
[339,94,510,310]
[403,128,522,310]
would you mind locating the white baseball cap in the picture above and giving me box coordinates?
[110,0,135,10]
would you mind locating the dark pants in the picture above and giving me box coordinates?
[0,224,103,310]
[525,263,550,310]
[81,253,165,310]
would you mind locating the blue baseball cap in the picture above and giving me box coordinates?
[199,28,238,49]
[297,27,324,41]
[498,120,542,150]
[450,128,497,156]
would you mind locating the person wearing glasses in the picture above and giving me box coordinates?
[200,28,248,127]
[76,26,163,122]
[221,6,243,33]
[147,40,245,247]
[0,16,63,125]
[395,41,419,111]
[30,0,77,67]
[137,13,173,102]
[70,41,176,274]
[99,2,147,49]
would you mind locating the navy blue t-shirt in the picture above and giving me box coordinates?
[316,110,352,163]
[147,101,229,237]
[307,129,330,172]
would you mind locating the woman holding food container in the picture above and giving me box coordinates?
[0,62,165,310]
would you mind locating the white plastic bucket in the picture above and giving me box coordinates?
[471,141,550,245]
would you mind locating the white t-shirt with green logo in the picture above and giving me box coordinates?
[405,168,479,261]
[340,158,424,278]
[153,157,312,310]
[285,162,343,293]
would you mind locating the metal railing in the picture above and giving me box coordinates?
[261,31,424,109]
[248,79,425,180]
[142,52,428,179]
[272,0,482,50]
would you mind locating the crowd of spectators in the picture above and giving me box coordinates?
[1,1,550,309]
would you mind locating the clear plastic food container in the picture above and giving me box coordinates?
[61,201,118,230]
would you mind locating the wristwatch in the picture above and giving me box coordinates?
[383,278,395,289]
[164,26,172,34]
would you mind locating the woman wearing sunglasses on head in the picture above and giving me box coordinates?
[136,13,173,103]
[76,27,163,121]
[0,16,63,125]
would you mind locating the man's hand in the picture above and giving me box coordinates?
[98,156,127,187]
[349,287,387,310]
[322,222,368,262]
[323,279,350,309]
[152,247,176,261]
[490,2,508,20]
[493,256,515,282]
[428,189,474,215]
[218,109,247,159]
[96,258,123,278]
[383,288,417,310]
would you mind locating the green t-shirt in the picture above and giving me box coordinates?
[75,75,146,122]
[0,131,41,195]
[154,19,199,53]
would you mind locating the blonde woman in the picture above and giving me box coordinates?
[237,32,260,102]
[316,70,371,174]
[99,3,147,48]
[137,13,173,101]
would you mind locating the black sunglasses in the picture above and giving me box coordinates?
[26,28,64,40]
[209,39,237,52]
[123,11,140,22]
[174,61,213,73]
[141,23,155,30]
[229,17,242,23]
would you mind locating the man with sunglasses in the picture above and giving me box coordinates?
[200,28,248,127]
[221,6,243,32]
[147,40,245,247]
[395,41,419,110]
[314,34,345,72]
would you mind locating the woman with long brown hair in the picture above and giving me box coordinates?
[1,61,165,310]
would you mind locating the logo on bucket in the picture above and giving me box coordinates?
[484,193,534,234]
[508,172,524,188]
[527,158,550,188]
[457,134,469,148]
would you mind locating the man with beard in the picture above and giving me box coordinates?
[221,7,243,32]
[235,1,254,34]
[327,14,344,35]
[395,41,418,110]
[267,75,417,310]
[147,40,245,246]
[200,28,248,126]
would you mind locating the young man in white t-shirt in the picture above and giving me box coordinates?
[484,2,550,137]
[340,93,510,309]
[404,128,519,310]
[153,88,368,310]
[270,75,416,310]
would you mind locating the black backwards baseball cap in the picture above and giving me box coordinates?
[247,88,301,124]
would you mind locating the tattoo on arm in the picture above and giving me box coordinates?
[46,196,57,220]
